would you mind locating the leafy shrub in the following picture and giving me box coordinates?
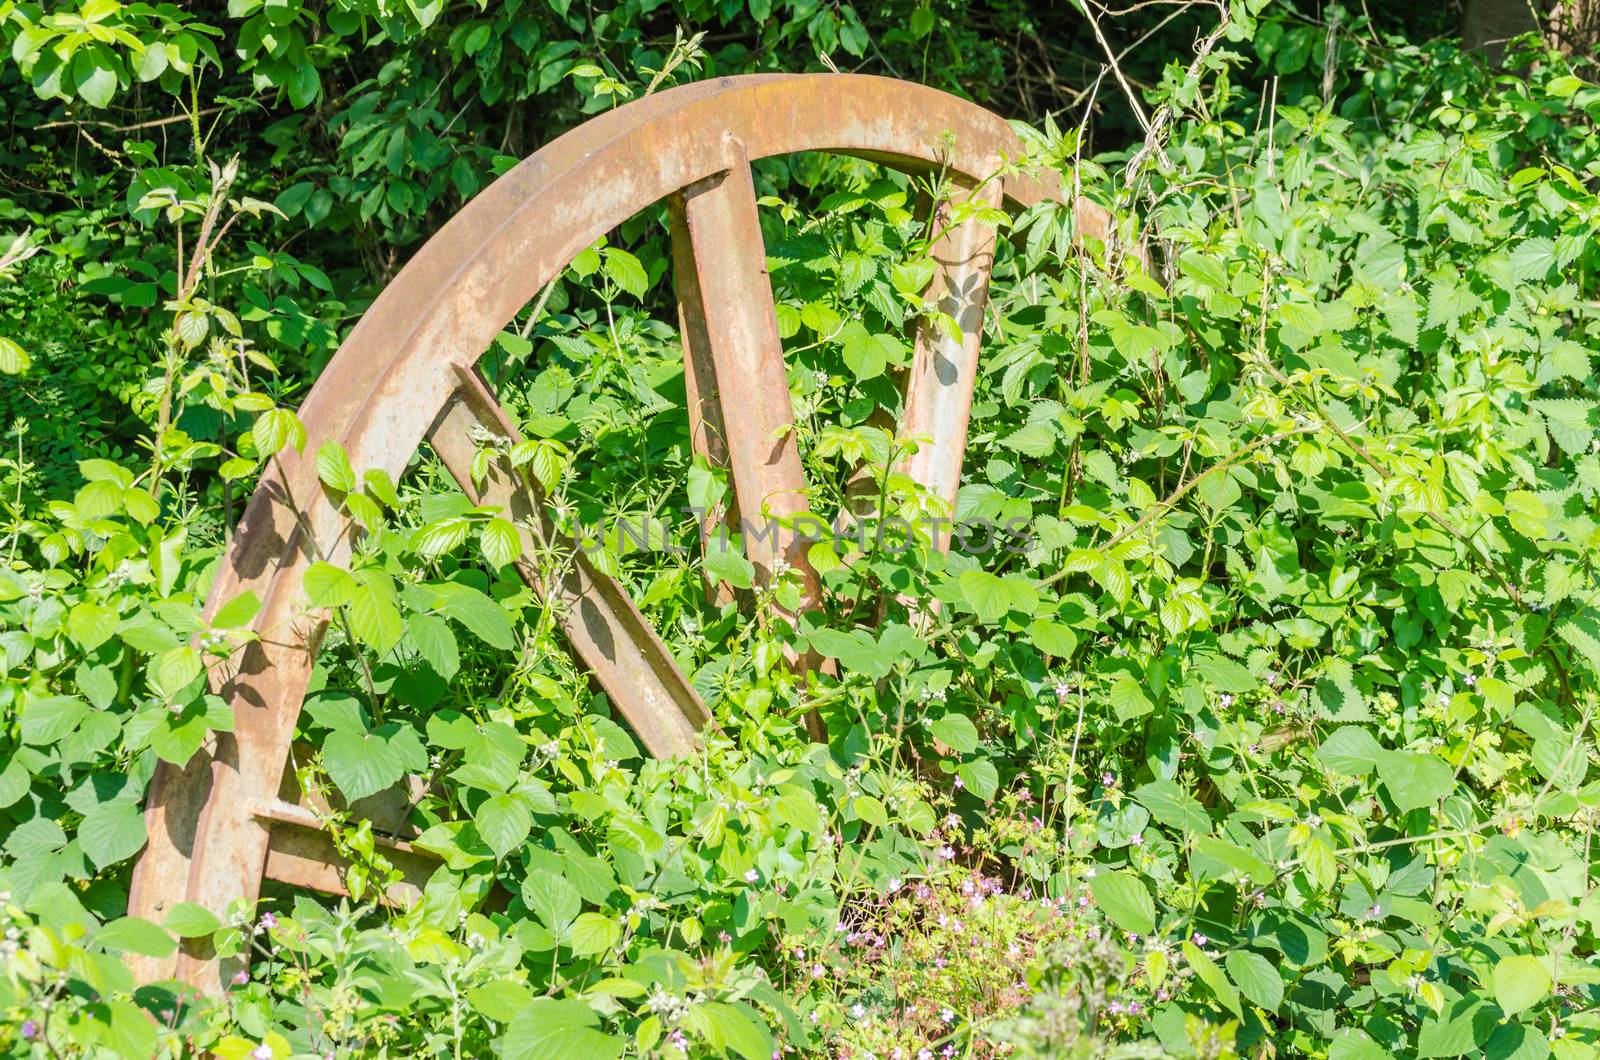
[4,3,1600,1059]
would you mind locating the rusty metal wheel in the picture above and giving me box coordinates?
[128,72,1076,990]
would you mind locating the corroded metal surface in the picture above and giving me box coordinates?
[130,73,1068,991]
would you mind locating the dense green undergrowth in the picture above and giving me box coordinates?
[3,1,1600,1057]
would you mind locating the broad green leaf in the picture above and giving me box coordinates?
[502,999,622,1060]
[0,336,30,374]
[1185,942,1242,1017]
[930,713,980,754]
[1225,949,1283,1012]
[469,979,535,1021]
[477,793,533,860]
[568,912,621,957]
[1133,779,1210,835]
[95,916,176,958]
[956,758,999,801]
[79,800,148,869]
[690,1001,774,1060]
[303,562,357,608]
[67,602,119,651]
[958,570,1037,624]
[1315,726,1383,776]
[315,441,357,492]
[164,902,221,938]
[480,517,521,568]
[522,869,582,938]
[1376,749,1453,812]
[1089,869,1155,934]
[1492,954,1550,1017]
[210,590,261,630]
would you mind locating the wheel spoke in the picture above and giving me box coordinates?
[899,174,1003,530]
[670,137,821,614]
[428,363,712,758]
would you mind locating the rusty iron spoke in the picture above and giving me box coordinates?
[428,364,712,758]
[671,137,821,615]
[899,172,1004,537]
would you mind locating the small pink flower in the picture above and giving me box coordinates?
[1130,832,1143,846]
[938,845,955,861]
[251,1046,273,1060]
[811,963,826,979]
[1192,932,1208,947]
[953,776,964,789]
[231,970,248,986]
[1102,772,1116,786]
[744,868,760,883]
[940,1007,956,1023]
[258,912,277,931]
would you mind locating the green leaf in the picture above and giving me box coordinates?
[1178,250,1229,289]
[1192,836,1274,882]
[503,999,622,1060]
[210,590,261,629]
[522,869,582,938]
[956,758,999,801]
[1509,238,1556,281]
[1132,779,1210,835]
[469,979,535,1021]
[101,999,157,1057]
[1185,942,1242,1017]
[0,336,30,374]
[692,1001,775,1060]
[958,570,1037,624]
[79,801,148,869]
[74,56,119,108]
[412,516,474,558]
[853,794,887,827]
[347,572,403,654]
[323,728,406,801]
[150,645,202,696]
[1028,618,1078,657]
[252,407,304,456]
[22,694,89,745]
[601,247,648,298]
[164,902,221,938]
[568,912,621,957]
[1089,869,1155,934]
[837,321,904,381]
[705,537,756,590]
[431,582,516,650]
[408,611,460,680]
[67,602,118,650]
[1108,673,1154,721]
[477,793,533,860]
[1375,749,1453,812]
[303,561,357,608]
[315,441,357,492]
[1225,949,1283,1012]
[1315,726,1383,776]
[480,517,521,568]
[95,916,176,958]
[1492,954,1551,1017]
[930,713,980,754]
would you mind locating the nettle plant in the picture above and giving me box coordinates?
[4,13,1600,1060]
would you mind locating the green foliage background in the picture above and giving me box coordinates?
[2,1,1600,1058]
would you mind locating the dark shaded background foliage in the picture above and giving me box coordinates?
[0,0,1460,506]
